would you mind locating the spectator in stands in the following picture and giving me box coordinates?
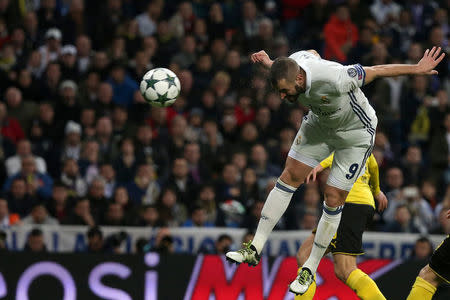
[75,35,92,74]
[430,113,450,185]
[135,124,170,181]
[299,209,319,230]
[0,102,24,144]
[370,0,401,25]
[22,203,59,225]
[158,187,187,227]
[430,206,450,235]
[3,155,53,200]
[383,167,405,223]
[102,202,127,226]
[411,237,433,260]
[323,4,358,63]
[95,82,114,117]
[214,234,233,254]
[0,198,20,229]
[5,177,37,217]
[112,106,135,140]
[107,62,138,108]
[182,206,214,227]
[152,227,174,254]
[95,116,118,163]
[60,45,79,81]
[47,182,70,223]
[297,186,322,221]
[4,87,37,131]
[86,227,104,253]
[63,198,96,226]
[24,228,47,252]
[60,158,87,197]
[17,69,40,103]
[78,140,99,183]
[114,138,140,184]
[56,80,81,123]
[184,142,209,185]
[196,183,217,224]
[250,144,281,189]
[172,35,197,69]
[38,28,62,69]
[136,204,162,227]
[126,163,160,206]
[136,1,162,37]
[165,157,196,206]
[169,1,196,38]
[87,177,108,215]
[6,139,47,177]
[60,121,83,163]
[239,167,260,209]
[33,102,62,152]
[401,145,428,186]
[99,163,116,199]
[384,204,420,233]
[79,107,96,139]
[215,163,240,203]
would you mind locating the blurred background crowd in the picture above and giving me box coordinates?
[0,0,449,254]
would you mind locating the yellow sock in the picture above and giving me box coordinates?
[406,277,437,300]
[346,269,386,300]
[294,268,317,300]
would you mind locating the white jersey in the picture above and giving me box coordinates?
[289,51,376,131]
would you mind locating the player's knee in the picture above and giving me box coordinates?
[334,263,355,283]
[324,188,346,208]
[419,265,439,286]
[280,166,303,186]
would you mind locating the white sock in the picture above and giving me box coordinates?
[303,202,343,274]
[251,179,297,254]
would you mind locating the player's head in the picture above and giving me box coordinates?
[269,57,305,103]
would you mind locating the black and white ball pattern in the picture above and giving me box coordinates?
[140,68,181,107]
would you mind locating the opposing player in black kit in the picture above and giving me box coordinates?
[407,209,450,300]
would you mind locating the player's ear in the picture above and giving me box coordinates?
[295,72,304,84]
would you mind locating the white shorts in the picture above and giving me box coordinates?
[289,113,376,191]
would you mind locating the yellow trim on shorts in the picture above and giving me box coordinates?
[332,251,365,256]
[429,265,450,284]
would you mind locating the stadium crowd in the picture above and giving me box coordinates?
[0,0,449,253]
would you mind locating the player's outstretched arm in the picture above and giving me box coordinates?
[250,50,274,68]
[363,46,445,85]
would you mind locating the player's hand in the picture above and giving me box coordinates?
[250,50,273,67]
[416,46,445,75]
[375,191,388,212]
[446,209,450,219]
[305,165,324,184]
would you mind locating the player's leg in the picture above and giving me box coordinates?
[332,203,385,300]
[407,265,442,300]
[407,235,450,300]
[226,115,330,266]
[290,184,348,294]
[226,157,312,265]
[334,254,385,300]
[292,142,373,294]
[294,234,319,300]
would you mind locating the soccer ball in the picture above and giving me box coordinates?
[140,68,181,107]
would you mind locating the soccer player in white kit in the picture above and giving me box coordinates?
[226,46,445,295]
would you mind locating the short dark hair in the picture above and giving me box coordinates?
[30,228,43,237]
[217,234,232,243]
[269,57,299,88]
